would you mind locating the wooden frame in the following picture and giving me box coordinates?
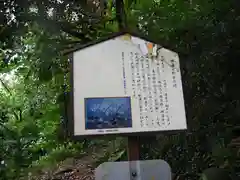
[67,30,187,140]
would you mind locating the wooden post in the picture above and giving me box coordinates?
[116,0,140,161]
[127,136,140,161]
[116,0,127,30]
[127,136,140,180]
[116,0,141,162]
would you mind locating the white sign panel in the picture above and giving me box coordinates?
[72,33,187,136]
[95,160,172,180]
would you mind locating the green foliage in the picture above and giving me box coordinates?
[200,167,231,180]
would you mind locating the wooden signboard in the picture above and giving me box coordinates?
[69,31,187,138]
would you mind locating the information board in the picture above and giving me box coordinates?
[71,33,187,136]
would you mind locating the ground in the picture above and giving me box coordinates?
[30,138,125,180]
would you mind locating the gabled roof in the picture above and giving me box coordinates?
[65,30,177,55]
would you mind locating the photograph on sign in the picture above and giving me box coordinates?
[85,97,132,130]
[71,32,187,136]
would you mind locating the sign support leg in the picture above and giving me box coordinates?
[127,136,141,179]
[127,136,140,161]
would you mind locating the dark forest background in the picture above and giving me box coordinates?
[0,0,239,179]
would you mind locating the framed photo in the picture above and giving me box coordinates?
[85,97,132,130]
